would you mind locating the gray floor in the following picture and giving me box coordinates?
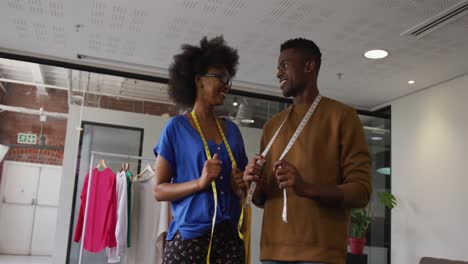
[0,255,51,264]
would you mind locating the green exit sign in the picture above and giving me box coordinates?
[17,133,37,144]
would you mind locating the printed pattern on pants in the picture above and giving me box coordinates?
[163,222,245,264]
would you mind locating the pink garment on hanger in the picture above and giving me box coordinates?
[74,168,117,252]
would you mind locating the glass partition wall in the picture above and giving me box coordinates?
[360,114,391,264]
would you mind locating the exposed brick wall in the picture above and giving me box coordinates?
[1,83,179,168]
[2,83,179,116]
[3,84,69,113]
[5,148,64,165]
[84,93,179,116]
[0,111,66,165]
[0,84,67,166]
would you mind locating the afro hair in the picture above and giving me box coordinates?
[168,35,239,108]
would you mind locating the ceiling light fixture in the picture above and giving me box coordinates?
[363,49,389,60]
[233,97,239,106]
[376,167,391,175]
[408,80,415,84]
[371,136,383,141]
[241,119,255,124]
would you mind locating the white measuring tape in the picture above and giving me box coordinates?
[245,94,322,223]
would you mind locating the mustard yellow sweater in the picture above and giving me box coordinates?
[254,97,372,264]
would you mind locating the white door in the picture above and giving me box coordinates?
[0,162,40,255]
[30,167,62,255]
[0,162,61,256]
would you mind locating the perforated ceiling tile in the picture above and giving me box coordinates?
[33,23,48,42]
[52,25,66,45]
[28,0,44,16]
[449,40,466,50]
[1,0,467,109]
[105,35,120,55]
[224,0,246,16]
[183,22,205,43]
[128,9,147,33]
[121,40,136,57]
[236,32,256,50]
[415,6,436,18]
[168,17,187,34]
[48,0,64,18]
[377,0,399,9]
[13,18,30,40]
[342,24,359,33]
[353,17,369,26]
[91,0,106,26]
[434,0,462,9]
[180,0,198,10]
[89,32,102,51]
[8,0,26,11]
[359,29,376,38]
[320,8,334,18]
[110,5,126,30]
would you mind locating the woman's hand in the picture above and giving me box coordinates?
[197,153,222,190]
[231,167,247,199]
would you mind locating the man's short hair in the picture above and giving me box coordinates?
[281,38,322,75]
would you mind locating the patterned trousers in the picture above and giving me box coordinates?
[163,221,245,264]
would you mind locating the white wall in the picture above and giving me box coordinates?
[53,105,169,264]
[392,74,468,263]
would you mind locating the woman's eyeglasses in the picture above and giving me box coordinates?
[203,73,232,88]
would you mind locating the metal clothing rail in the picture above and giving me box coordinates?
[78,151,154,264]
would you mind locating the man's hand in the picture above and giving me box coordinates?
[243,154,266,188]
[273,159,306,195]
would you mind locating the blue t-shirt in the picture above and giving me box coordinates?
[154,115,248,240]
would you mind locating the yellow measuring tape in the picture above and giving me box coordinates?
[191,111,245,264]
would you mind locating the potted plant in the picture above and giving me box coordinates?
[349,191,397,255]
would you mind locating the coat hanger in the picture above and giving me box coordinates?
[124,163,133,182]
[136,163,154,180]
[96,159,108,169]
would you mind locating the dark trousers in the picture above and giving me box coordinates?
[163,222,245,264]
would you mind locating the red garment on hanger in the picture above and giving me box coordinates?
[74,168,117,252]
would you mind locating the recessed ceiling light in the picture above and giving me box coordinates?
[241,119,255,124]
[371,136,383,141]
[364,49,389,60]
[408,80,415,84]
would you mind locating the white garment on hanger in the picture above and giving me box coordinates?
[108,170,128,263]
[155,201,169,261]
[126,174,168,264]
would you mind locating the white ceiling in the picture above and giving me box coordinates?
[1,0,467,109]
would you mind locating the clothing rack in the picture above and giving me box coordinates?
[78,151,155,264]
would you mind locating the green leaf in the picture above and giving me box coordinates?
[350,192,397,238]
[378,192,397,209]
